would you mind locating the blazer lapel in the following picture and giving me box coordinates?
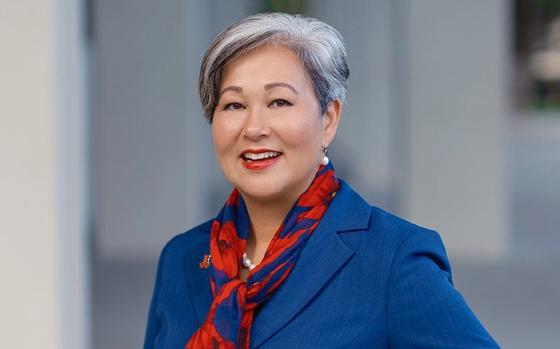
[183,235,213,325]
[182,228,352,335]
[182,180,372,345]
[250,180,371,348]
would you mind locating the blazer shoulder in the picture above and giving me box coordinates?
[144,220,213,349]
[365,205,452,281]
[333,181,442,255]
[154,219,213,293]
[368,205,440,246]
[160,219,212,260]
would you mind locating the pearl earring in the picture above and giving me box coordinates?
[321,145,329,166]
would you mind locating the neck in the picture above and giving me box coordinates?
[239,164,321,255]
[243,195,295,249]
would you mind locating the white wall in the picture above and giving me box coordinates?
[0,1,89,348]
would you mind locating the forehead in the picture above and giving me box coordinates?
[220,45,310,88]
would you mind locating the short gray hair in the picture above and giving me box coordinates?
[199,12,350,122]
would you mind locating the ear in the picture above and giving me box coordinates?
[321,99,342,147]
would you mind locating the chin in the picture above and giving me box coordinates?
[237,182,287,203]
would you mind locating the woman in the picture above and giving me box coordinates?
[144,13,499,348]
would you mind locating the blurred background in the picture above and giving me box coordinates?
[2,0,560,348]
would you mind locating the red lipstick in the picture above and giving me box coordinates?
[240,148,282,171]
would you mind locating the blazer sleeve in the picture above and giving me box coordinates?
[143,245,166,349]
[386,229,500,348]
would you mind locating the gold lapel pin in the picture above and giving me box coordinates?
[199,254,211,269]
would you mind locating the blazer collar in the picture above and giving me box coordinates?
[323,179,372,232]
[250,179,371,347]
[184,179,372,347]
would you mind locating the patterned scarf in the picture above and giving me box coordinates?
[186,163,339,348]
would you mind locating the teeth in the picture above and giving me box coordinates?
[243,151,280,161]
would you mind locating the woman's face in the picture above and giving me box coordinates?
[212,45,340,204]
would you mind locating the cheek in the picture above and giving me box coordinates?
[211,125,222,155]
[211,119,236,154]
[279,117,323,154]
[211,132,231,168]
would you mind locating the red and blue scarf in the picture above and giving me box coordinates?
[186,163,339,348]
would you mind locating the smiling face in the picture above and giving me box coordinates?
[212,45,340,205]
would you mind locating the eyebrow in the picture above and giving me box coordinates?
[264,82,299,95]
[220,85,243,96]
[219,82,299,96]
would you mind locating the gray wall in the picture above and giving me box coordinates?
[93,0,221,259]
[310,0,394,200]
[92,0,509,261]
[401,0,510,259]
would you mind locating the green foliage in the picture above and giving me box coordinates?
[260,0,308,14]
[537,0,560,11]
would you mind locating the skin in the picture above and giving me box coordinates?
[211,45,341,281]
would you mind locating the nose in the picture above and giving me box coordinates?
[242,107,271,140]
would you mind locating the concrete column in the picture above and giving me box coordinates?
[310,0,395,208]
[92,0,252,260]
[0,1,89,348]
[398,0,510,260]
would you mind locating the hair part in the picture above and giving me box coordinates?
[199,12,350,122]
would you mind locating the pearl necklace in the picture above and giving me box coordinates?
[242,252,256,270]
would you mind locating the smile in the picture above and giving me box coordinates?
[242,151,281,161]
[240,149,282,171]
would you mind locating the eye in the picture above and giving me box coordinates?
[269,99,293,108]
[223,102,244,111]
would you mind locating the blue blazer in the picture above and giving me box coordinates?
[143,180,499,348]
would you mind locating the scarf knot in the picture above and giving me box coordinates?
[186,163,339,348]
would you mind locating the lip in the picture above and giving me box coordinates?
[240,148,282,171]
[240,148,281,156]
